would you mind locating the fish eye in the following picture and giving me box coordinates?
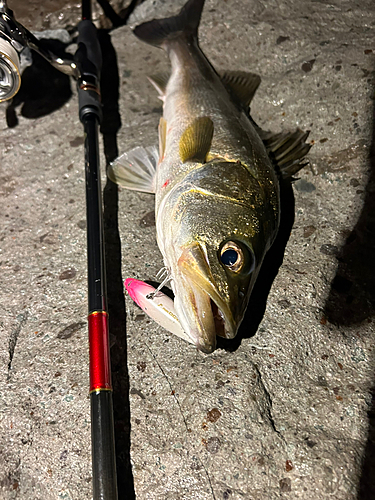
[219,241,254,273]
[221,248,238,267]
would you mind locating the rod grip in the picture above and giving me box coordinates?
[76,19,102,121]
[91,390,118,499]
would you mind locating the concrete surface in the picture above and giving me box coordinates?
[8,0,134,31]
[1,0,375,499]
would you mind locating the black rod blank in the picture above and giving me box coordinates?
[78,1,118,498]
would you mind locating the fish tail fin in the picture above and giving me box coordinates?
[133,0,205,48]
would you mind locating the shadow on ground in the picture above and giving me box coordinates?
[323,154,375,327]
[99,29,136,499]
[6,38,72,128]
[334,77,375,500]
[4,3,141,496]
[4,23,137,500]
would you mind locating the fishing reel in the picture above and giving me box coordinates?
[0,0,78,103]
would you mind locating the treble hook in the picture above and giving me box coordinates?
[146,266,171,300]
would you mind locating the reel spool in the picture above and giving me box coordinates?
[0,37,20,102]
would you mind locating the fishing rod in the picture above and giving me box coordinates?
[0,1,118,498]
[79,1,118,497]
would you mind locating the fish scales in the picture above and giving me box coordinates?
[109,0,311,352]
[158,40,277,195]
[154,36,279,308]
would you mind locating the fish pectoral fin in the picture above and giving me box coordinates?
[179,116,214,163]
[221,70,261,107]
[148,73,170,99]
[107,145,158,193]
[261,128,312,178]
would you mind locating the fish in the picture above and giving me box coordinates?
[109,0,311,353]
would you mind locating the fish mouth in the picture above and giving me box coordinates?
[175,282,235,354]
[175,242,237,353]
[210,299,227,338]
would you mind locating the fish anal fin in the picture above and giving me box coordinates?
[108,145,158,193]
[148,73,170,98]
[159,117,167,161]
[221,70,261,107]
[179,116,214,163]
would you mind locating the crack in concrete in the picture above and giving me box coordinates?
[145,343,190,430]
[145,343,217,500]
[200,461,217,500]
[253,364,286,444]
[8,312,28,378]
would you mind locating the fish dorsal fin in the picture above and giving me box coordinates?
[108,145,158,193]
[261,128,312,178]
[179,116,214,163]
[221,70,261,107]
[148,73,170,99]
[159,117,167,161]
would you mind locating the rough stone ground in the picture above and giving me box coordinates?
[8,0,134,31]
[0,0,375,499]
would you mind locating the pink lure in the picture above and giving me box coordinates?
[124,278,194,345]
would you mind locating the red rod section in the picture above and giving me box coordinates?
[88,311,112,392]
